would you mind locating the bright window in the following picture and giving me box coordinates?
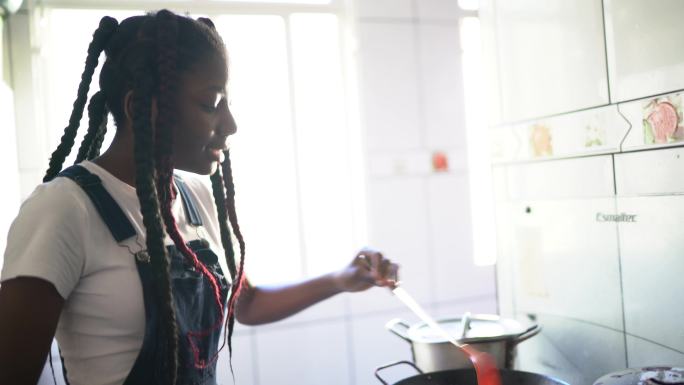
[461,15,497,266]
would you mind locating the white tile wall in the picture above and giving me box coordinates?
[617,196,684,353]
[417,23,466,150]
[350,311,418,385]
[415,0,462,21]
[604,0,684,102]
[353,177,432,315]
[493,201,516,317]
[626,335,684,368]
[357,22,423,151]
[254,320,351,385]
[516,314,627,385]
[355,0,414,19]
[217,332,256,385]
[432,296,498,318]
[506,155,615,201]
[615,147,684,195]
[511,198,624,330]
[426,174,496,302]
[495,0,609,122]
[270,294,350,326]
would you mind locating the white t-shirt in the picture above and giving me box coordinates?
[1,161,231,385]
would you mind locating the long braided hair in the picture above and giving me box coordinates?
[42,10,247,383]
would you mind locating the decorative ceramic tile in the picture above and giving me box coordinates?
[491,105,628,163]
[642,95,684,144]
[621,91,684,151]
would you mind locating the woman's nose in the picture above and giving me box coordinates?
[219,102,237,136]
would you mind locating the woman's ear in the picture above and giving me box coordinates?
[123,90,159,130]
[123,90,134,128]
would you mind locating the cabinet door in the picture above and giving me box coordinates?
[495,0,609,122]
[604,0,684,102]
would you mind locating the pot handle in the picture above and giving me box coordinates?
[511,323,542,345]
[374,360,423,385]
[385,318,412,343]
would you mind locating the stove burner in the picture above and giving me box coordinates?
[595,367,684,385]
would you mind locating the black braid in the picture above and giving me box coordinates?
[130,60,179,385]
[210,167,237,279]
[74,90,107,163]
[43,16,117,181]
[87,118,108,159]
[220,150,247,362]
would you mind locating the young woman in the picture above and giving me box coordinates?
[0,10,398,385]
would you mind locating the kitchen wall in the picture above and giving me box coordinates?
[8,1,497,384]
[483,0,684,384]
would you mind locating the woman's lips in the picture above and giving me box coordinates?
[206,146,226,163]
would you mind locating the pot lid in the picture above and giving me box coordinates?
[407,314,531,343]
[594,367,684,385]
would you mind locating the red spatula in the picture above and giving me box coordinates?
[391,286,502,385]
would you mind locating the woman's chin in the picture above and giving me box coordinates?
[175,160,219,176]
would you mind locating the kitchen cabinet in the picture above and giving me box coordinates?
[604,0,684,102]
[493,0,609,122]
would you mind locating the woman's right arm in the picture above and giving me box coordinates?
[0,277,64,385]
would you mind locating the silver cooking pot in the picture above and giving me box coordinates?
[386,313,541,372]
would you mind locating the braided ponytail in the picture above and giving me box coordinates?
[219,151,247,358]
[130,61,179,384]
[154,11,227,369]
[43,16,118,181]
[74,90,107,163]
[87,119,108,159]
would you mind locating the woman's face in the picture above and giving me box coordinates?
[173,53,236,175]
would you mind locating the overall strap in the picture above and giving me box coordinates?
[58,165,137,243]
[173,175,203,227]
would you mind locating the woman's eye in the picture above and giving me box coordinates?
[201,103,218,112]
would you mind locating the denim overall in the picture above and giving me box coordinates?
[58,165,230,385]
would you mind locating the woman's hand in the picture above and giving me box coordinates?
[333,248,399,292]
